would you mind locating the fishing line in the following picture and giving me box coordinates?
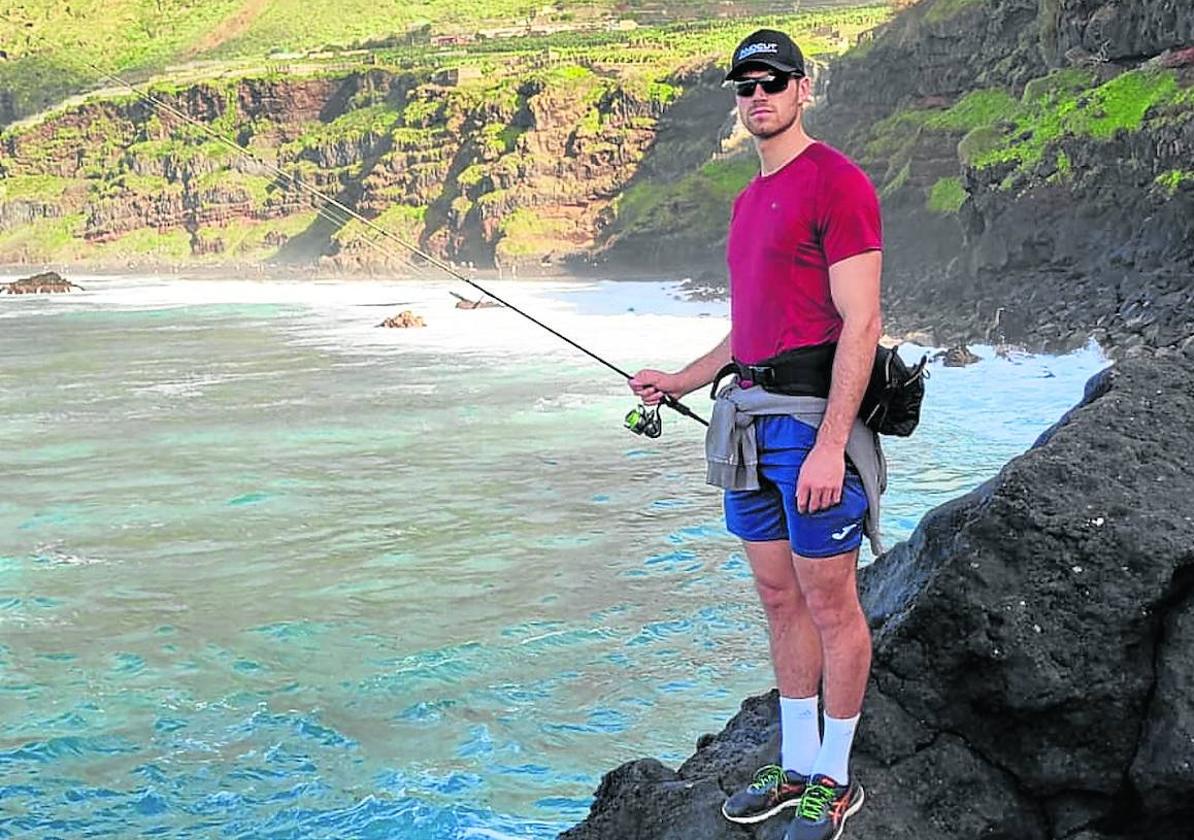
[10,25,709,429]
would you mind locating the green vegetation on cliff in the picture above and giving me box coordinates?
[927,176,966,213]
[0,173,75,202]
[495,208,574,260]
[222,210,321,257]
[866,87,1020,160]
[852,64,1194,216]
[608,153,759,249]
[194,171,274,208]
[973,68,1193,173]
[95,227,194,261]
[924,0,985,25]
[290,104,401,150]
[335,205,427,249]
[1154,169,1194,197]
[0,1,890,125]
[1,1,245,117]
[118,173,174,195]
[0,212,85,262]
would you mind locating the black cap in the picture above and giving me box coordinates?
[725,29,806,81]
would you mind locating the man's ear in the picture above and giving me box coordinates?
[797,75,814,106]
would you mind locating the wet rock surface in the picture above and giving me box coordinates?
[564,357,1194,840]
[932,344,981,366]
[377,310,425,328]
[2,271,83,294]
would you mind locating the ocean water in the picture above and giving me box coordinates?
[0,274,1107,838]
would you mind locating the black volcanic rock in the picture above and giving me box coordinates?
[804,0,1194,358]
[825,0,1046,113]
[1052,0,1194,65]
[933,344,982,366]
[2,271,83,294]
[563,357,1194,840]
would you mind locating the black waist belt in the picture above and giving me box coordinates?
[710,342,837,400]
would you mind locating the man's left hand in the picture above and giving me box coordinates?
[796,444,846,513]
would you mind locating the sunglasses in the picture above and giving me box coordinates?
[729,73,799,97]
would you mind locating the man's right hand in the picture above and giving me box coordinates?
[629,369,687,406]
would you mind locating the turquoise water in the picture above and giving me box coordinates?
[0,275,1107,838]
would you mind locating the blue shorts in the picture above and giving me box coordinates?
[724,416,868,558]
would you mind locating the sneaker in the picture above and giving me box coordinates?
[784,774,865,840]
[721,764,808,824]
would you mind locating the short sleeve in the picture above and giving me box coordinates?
[819,163,883,267]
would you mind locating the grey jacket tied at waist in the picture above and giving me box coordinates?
[705,382,887,556]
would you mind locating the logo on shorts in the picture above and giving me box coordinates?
[831,523,859,540]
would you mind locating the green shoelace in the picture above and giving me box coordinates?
[747,764,786,793]
[797,782,836,820]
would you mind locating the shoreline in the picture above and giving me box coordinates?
[1,263,1109,360]
[0,260,710,286]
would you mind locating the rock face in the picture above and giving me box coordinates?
[0,65,709,271]
[564,356,1194,840]
[377,310,425,328]
[932,61,1194,354]
[932,344,981,366]
[453,298,501,309]
[826,0,1047,111]
[1050,0,1194,65]
[0,1,1188,361]
[801,0,1194,358]
[2,271,83,294]
[590,64,734,269]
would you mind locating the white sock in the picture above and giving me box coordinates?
[779,695,820,776]
[811,712,860,784]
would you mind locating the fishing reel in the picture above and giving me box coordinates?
[624,402,662,438]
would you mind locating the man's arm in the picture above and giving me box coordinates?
[630,330,732,405]
[797,250,882,513]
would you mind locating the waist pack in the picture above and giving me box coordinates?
[711,342,928,437]
[861,344,929,437]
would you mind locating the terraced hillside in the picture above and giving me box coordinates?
[0,0,872,124]
[0,6,890,271]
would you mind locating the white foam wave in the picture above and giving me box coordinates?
[3,274,730,370]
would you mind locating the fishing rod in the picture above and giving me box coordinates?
[13,27,708,433]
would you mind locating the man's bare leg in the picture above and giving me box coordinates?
[745,539,823,776]
[746,539,823,697]
[792,548,871,783]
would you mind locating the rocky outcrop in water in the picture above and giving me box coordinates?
[377,310,425,328]
[564,355,1194,840]
[932,344,981,366]
[2,271,82,294]
[451,291,501,309]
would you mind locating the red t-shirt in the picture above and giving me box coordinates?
[726,141,882,365]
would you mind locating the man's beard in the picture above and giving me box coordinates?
[747,107,800,140]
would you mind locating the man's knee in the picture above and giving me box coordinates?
[753,575,803,616]
[801,581,862,633]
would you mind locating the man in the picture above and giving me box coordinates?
[630,28,882,840]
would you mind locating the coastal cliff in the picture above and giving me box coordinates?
[0,67,700,271]
[0,9,882,274]
[1,0,1190,356]
[563,355,1194,840]
[811,0,1194,355]
[608,0,1194,356]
